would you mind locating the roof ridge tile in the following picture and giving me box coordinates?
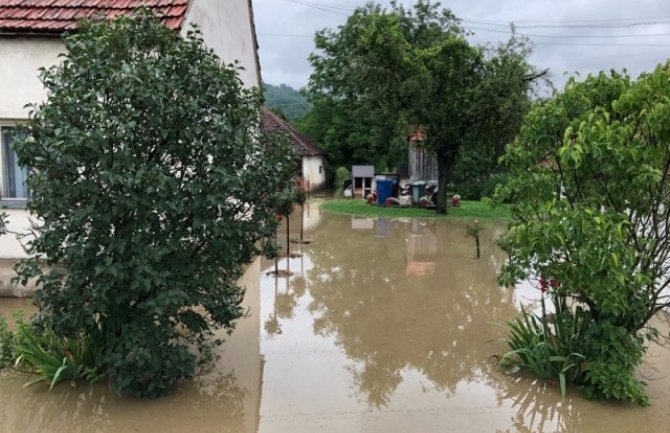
[0,0,190,33]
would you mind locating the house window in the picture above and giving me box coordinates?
[319,165,323,174]
[1,126,29,201]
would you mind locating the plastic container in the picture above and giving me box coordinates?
[376,179,394,205]
[412,181,426,204]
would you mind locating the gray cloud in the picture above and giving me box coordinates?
[254,0,670,90]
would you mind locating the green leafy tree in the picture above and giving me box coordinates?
[495,65,670,405]
[307,1,543,212]
[14,12,296,398]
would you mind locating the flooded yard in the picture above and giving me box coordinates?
[1,207,669,432]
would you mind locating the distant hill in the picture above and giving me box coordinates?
[263,83,310,120]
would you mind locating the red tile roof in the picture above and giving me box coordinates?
[0,0,190,34]
[261,107,324,158]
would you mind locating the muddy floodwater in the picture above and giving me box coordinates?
[1,205,670,433]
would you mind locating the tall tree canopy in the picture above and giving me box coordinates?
[305,0,544,212]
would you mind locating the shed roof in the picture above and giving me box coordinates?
[260,107,324,158]
[0,0,190,34]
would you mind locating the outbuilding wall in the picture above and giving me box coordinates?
[302,155,325,192]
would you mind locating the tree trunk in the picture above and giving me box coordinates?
[436,157,452,214]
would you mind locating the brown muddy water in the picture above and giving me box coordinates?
[1,203,669,433]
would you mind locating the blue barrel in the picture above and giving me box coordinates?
[376,179,394,205]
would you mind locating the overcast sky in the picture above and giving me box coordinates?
[253,0,670,91]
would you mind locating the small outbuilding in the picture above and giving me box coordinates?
[352,165,375,198]
[260,108,326,191]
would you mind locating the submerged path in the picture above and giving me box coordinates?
[1,207,669,433]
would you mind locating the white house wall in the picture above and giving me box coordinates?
[0,4,261,265]
[302,156,325,192]
[183,0,260,88]
[0,38,64,120]
[0,3,260,121]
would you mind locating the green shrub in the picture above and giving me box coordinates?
[335,167,351,189]
[578,321,648,405]
[9,313,103,389]
[13,12,296,397]
[453,172,509,201]
[0,317,13,369]
[501,295,587,398]
[496,67,670,405]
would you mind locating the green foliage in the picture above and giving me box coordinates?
[495,65,670,405]
[263,83,310,120]
[334,167,350,187]
[453,173,509,201]
[10,313,104,389]
[0,211,6,237]
[451,147,512,201]
[13,12,296,397]
[501,295,588,398]
[0,317,13,369]
[578,320,648,405]
[334,166,350,195]
[464,220,482,237]
[306,1,543,213]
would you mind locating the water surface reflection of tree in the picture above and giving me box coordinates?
[306,215,517,407]
[0,370,250,433]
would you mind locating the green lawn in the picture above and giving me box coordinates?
[320,198,511,219]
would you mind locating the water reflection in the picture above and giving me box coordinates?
[0,258,264,433]
[2,210,670,433]
[303,216,514,406]
[0,370,250,433]
[259,214,670,433]
[493,375,582,433]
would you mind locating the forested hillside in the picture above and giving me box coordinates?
[263,83,310,120]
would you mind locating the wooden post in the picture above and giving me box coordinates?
[300,202,304,241]
[285,215,290,256]
[274,227,279,275]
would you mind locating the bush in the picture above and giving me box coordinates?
[453,172,509,201]
[501,294,587,398]
[11,313,104,389]
[0,317,13,369]
[334,166,350,188]
[496,67,670,405]
[14,12,296,397]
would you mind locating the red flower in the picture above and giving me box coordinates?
[539,278,548,293]
[549,278,560,288]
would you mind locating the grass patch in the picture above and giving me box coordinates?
[320,198,511,219]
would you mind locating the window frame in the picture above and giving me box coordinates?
[0,122,29,208]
